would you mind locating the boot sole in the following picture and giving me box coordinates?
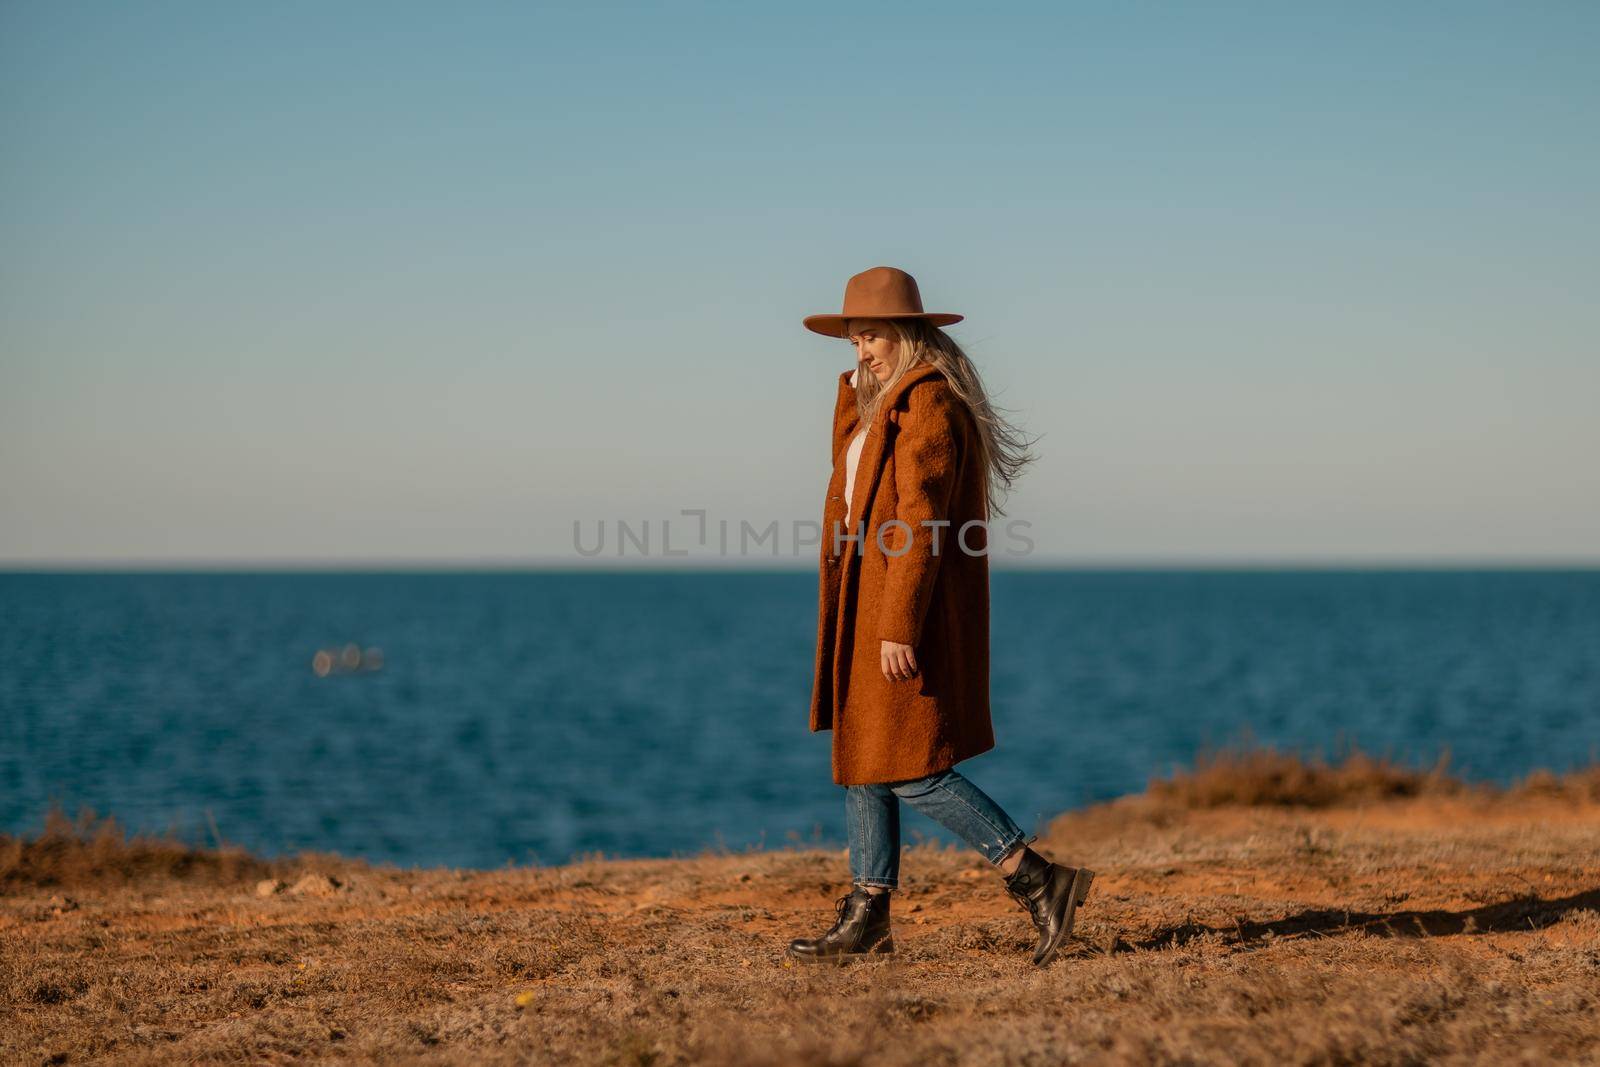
[787,938,895,964]
[1034,867,1094,968]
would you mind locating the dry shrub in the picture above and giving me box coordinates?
[1512,766,1600,803]
[1148,741,1600,810]
[1147,744,1468,809]
[0,805,275,889]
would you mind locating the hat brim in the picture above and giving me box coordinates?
[802,312,963,339]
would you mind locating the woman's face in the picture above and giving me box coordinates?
[846,318,900,384]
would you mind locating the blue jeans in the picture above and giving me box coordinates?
[845,768,1035,889]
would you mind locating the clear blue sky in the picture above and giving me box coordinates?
[3,1,1596,565]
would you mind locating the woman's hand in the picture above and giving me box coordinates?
[880,640,919,681]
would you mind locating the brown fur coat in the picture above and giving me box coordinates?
[808,361,995,785]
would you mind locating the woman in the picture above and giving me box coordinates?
[787,265,1094,968]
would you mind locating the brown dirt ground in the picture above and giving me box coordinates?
[3,766,1599,1065]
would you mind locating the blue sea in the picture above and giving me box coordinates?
[2,570,1597,870]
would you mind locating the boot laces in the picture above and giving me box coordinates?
[1006,880,1047,922]
[826,892,855,933]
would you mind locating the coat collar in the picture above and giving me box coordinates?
[863,360,946,432]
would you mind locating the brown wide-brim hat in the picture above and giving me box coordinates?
[802,265,963,338]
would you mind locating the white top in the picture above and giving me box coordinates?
[842,367,867,528]
[843,426,868,528]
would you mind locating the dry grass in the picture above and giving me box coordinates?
[3,748,1598,1065]
[1514,765,1600,804]
[0,808,284,891]
[1145,744,1467,808]
[1145,741,1600,810]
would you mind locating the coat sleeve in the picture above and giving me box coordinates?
[830,369,860,461]
[877,382,962,647]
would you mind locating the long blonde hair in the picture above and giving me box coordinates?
[847,317,1038,518]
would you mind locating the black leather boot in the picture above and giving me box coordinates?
[786,886,893,963]
[1003,847,1094,967]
